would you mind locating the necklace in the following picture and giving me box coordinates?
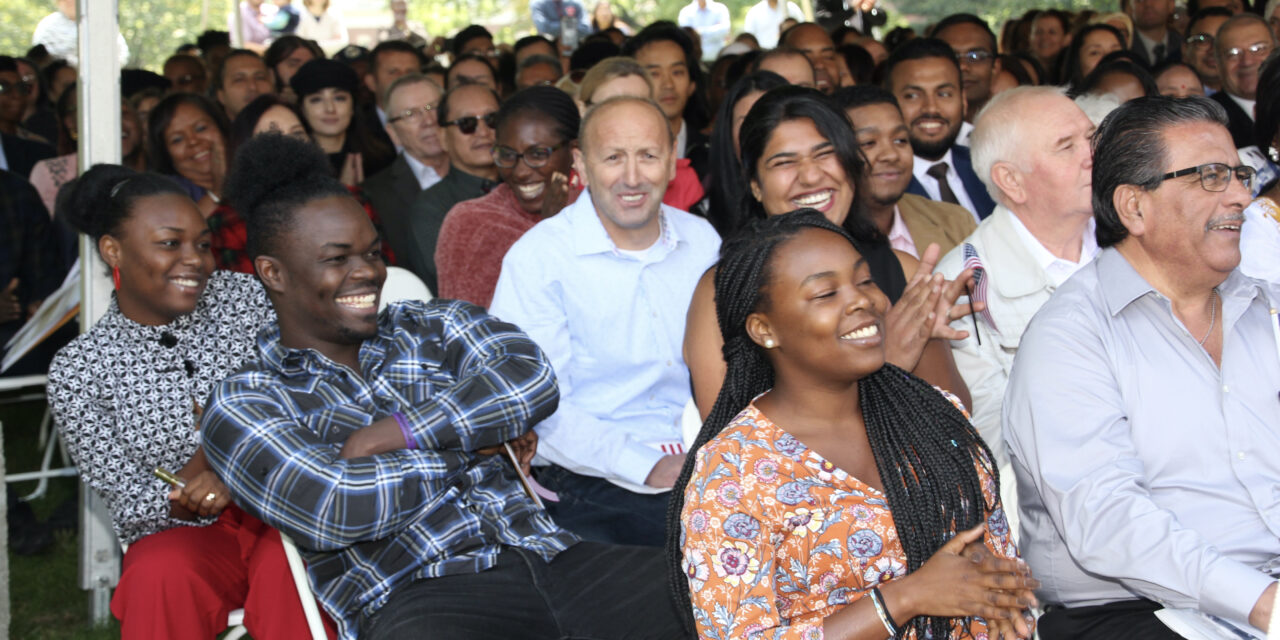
[1198,288,1219,346]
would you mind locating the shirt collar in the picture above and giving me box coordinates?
[402,152,441,190]
[569,189,678,258]
[1097,247,1266,317]
[911,147,956,185]
[886,205,918,258]
[1227,92,1257,121]
[1006,210,1098,285]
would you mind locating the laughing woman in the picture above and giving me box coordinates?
[47,166,330,639]
[671,211,1036,639]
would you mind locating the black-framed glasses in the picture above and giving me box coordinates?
[442,112,497,134]
[956,50,994,64]
[1185,33,1214,48]
[387,104,437,125]
[1161,163,1255,192]
[493,143,565,168]
[1224,41,1272,61]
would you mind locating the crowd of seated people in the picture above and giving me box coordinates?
[3,1,1278,637]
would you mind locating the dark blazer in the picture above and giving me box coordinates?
[1129,29,1182,68]
[685,127,710,185]
[361,154,427,267]
[362,104,396,154]
[1211,90,1256,149]
[907,145,996,221]
[1,133,55,180]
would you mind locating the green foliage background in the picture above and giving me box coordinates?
[1,0,1118,72]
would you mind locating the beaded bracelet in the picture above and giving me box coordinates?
[870,586,898,638]
[392,412,416,450]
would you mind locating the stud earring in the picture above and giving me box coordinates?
[1269,145,1279,164]
[764,339,776,348]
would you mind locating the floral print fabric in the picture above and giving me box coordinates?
[680,398,1016,639]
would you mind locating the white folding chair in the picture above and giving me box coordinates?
[120,532,326,639]
[380,266,433,310]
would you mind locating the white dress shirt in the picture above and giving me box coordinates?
[1004,247,1280,628]
[401,152,443,191]
[912,148,980,222]
[1229,92,1258,122]
[489,190,720,493]
[742,0,804,49]
[676,0,732,59]
[1006,211,1098,288]
[31,11,130,67]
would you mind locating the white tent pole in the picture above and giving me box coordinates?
[76,0,122,626]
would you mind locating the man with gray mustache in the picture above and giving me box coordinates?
[1004,96,1280,639]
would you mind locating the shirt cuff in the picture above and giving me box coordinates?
[1197,558,1275,627]
[614,440,668,488]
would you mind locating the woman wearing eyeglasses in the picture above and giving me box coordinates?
[291,59,394,183]
[434,86,580,308]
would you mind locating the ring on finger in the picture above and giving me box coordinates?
[204,492,217,502]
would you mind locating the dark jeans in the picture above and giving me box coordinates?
[536,465,670,547]
[1039,599,1186,640]
[358,542,689,640]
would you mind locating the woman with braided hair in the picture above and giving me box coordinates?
[685,86,979,420]
[671,210,1037,640]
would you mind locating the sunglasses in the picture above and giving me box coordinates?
[442,112,497,134]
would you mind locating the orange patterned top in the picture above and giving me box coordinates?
[680,399,1016,640]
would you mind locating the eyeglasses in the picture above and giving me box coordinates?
[387,104,437,125]
[1223,41,1272,61]
[1161,162,1255,192]
[1185,33,1214,48]
[0,81,31,96]
[442,112,497,134]
[956,50,994,64]
[493,143,565,168]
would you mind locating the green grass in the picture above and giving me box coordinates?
[2,396,119,639]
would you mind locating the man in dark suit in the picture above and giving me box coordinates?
[1209,14,1275,148]
[885,38,996,221]
[361,74,450,271]
[1129,0,1183,67]
[0,133,54,180]
[360,40,426,153]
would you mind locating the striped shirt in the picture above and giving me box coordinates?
[201,299,576,639]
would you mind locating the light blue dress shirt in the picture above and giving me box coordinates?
[1004,247,1280,628]
[489,190,720,493]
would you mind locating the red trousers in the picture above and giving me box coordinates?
[112,505,336,640]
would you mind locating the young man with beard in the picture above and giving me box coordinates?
[886,38,996,221]
[203,132,684,640]
[833,85,977,259]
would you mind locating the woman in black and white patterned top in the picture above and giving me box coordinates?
[48,166,331,640]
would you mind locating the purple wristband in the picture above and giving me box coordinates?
[392,412,416,450]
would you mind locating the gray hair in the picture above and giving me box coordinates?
[382,73,443,115]
[1214,13,1274,63]
[970,85,1069,205]
[1091,96,1229,248]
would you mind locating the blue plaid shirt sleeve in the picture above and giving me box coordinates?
[399,301,560,452]
[202,381,473,551]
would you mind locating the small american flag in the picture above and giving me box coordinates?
[962,243,998,334]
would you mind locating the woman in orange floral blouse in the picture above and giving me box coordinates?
[669,211,1039,640]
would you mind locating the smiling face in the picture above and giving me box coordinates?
[749,227,888,385]
[164,101,225,189]
[847,102,913,209]
[1185,14,1229,84]
[1125,121,1248,285]
[889,56,965,161]
[103,193,215,326]
[1218,20,1273,99]
[751,118,853,225]
[786,24,840,93]
[497,112,573,215]
[634,39,695,126]
[300,87,354,138]
[574,99,675,248]
[936,22,998,107]
[264,194,387,353]
[1030,14,1067,61]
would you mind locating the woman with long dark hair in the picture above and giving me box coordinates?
[704,70,788,236]
[1060,23,1125,95]
[48,165,331,639]
[291,59,394,182]
[685,87,977,419]
[147,93,232,218]
[670,210,1036,639]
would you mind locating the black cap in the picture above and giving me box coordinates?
[289,58,359,100]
